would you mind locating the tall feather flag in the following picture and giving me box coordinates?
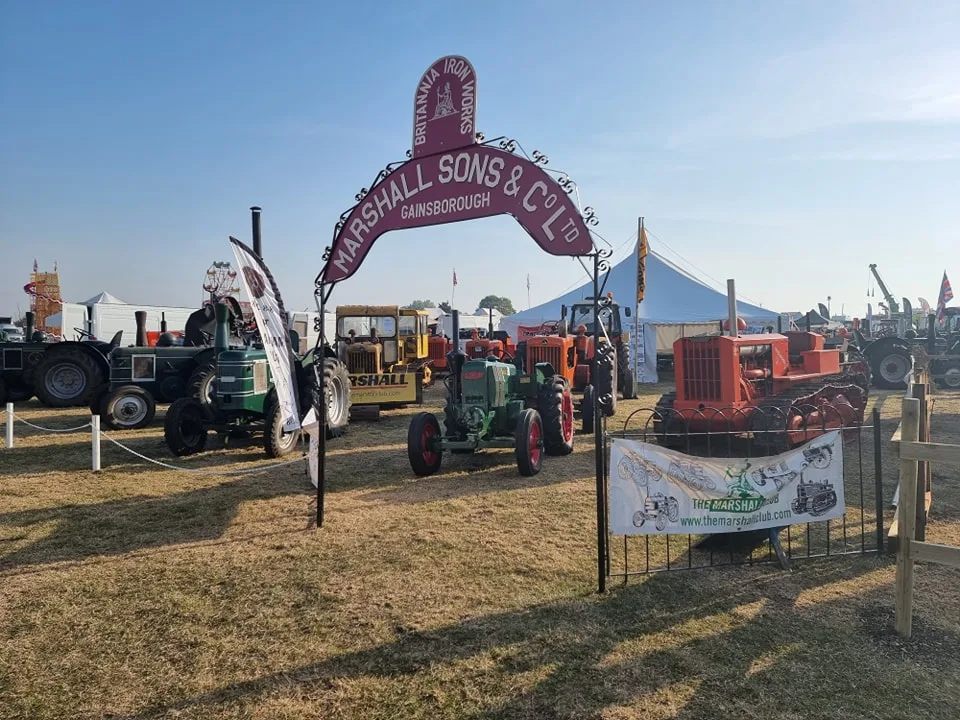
[918,297,932,317]
[636,222,648,303]
[937,271,954,321]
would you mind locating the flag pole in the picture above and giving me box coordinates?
[527,274,531,309]
[452,267,456,308]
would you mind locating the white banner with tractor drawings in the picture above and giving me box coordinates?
[609,431,845,535]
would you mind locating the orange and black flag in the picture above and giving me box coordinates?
[637,225,649,303]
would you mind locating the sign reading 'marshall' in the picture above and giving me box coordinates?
[325,146,591,282]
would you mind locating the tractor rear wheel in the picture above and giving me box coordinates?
[188,361,217,406]
[102,385,156,430]
[872,349,911,390]
[581,384,596,435]
[408,412,442,476]
[515,408,544,477]
[538,375,574,456]
[34,347,103,407]
[163,397,208,456]
[264,397,301,458]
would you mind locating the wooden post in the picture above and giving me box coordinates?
[895,396,921,638]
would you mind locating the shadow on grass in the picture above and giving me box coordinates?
[0,472,313,570]
[113,559,960,720]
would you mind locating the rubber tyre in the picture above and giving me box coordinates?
[102,385,156,430]
[621,365,637,400]
[187,361,217,406]
[264,398,300,458]
[582,384,596,435]
[88,385,107,415]
[538,375,574,456]
[938,363,960,390]
[871,349,910,390]
[164,397,208,456]
[515,408,543,477]
[34,347,104,407]
[408,412,442,476]
[322,359,350,439]
[0,377,5,405]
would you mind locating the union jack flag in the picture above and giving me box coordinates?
[937,271,953,321]
[453,268,458,287]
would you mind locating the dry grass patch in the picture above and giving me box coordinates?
[0,384,958,719]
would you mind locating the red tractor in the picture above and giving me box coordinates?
[427,334,453,376]
[654,331,868,453]
[563,296,637,399]
[464,309,516,361]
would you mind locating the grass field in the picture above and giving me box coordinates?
[1,383,959,719]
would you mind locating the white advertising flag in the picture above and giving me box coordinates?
[609,431,845,535]
[229,237,301,432]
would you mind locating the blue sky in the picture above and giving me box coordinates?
[1,0,957,320]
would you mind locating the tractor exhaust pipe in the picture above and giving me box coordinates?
[160,312,167,333]
[726,279,738,337]
[251,206,262,258]
[488,308,494,336]
[215,303,230,355]
[447,310,465,402]
[25,311,34,341]
[135,311,148,347]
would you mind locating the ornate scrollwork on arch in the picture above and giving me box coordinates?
[532,150,549,166]
[498,138,517,153]
[583,207,599,227]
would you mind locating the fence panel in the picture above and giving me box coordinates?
[604,404,884,581]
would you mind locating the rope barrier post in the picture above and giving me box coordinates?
[91,415,101,472]
[5,403,13,449]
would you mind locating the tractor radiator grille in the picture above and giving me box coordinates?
[528,344,562,374]
[347,348,379,374]
[681,341,721,402]
[428,341,447,361]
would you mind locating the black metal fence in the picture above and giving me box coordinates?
[602,406,884,582]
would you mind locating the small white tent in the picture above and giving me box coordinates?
[500,243,779,383]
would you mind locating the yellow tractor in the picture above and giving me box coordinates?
[335,305,432,419]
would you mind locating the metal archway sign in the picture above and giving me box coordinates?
[313,55,615,592]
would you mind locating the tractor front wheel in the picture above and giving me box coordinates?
[515,408,544,477]
[621,365,637,400]
[264,399,301,458]
[538,375,574,456]
[102,385,156,430]
[408,412,442,476]
[163,397,208,456]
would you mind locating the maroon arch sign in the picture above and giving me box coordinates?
[320,55,593,284]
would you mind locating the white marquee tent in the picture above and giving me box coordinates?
[499,242,779,383]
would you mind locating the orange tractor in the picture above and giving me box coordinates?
[654,331,868,453]
[464,309,516,361]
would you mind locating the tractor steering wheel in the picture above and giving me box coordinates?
[74,327,94,340]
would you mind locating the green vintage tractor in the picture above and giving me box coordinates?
[91,306,249,429]
[163,304,351,458]
[407,313,575,477]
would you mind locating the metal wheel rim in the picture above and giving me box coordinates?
[880,355,909,383]
[327,374,346,425]
[278,428,298,450]
[46,362,86,399]
[944,368,960,388]
[115,395,148,425]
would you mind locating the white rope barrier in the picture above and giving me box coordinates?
[3,404,307,477]
[100,431,308,476]
[13,414,92,433]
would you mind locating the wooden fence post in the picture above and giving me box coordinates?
[895,396,921,638]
